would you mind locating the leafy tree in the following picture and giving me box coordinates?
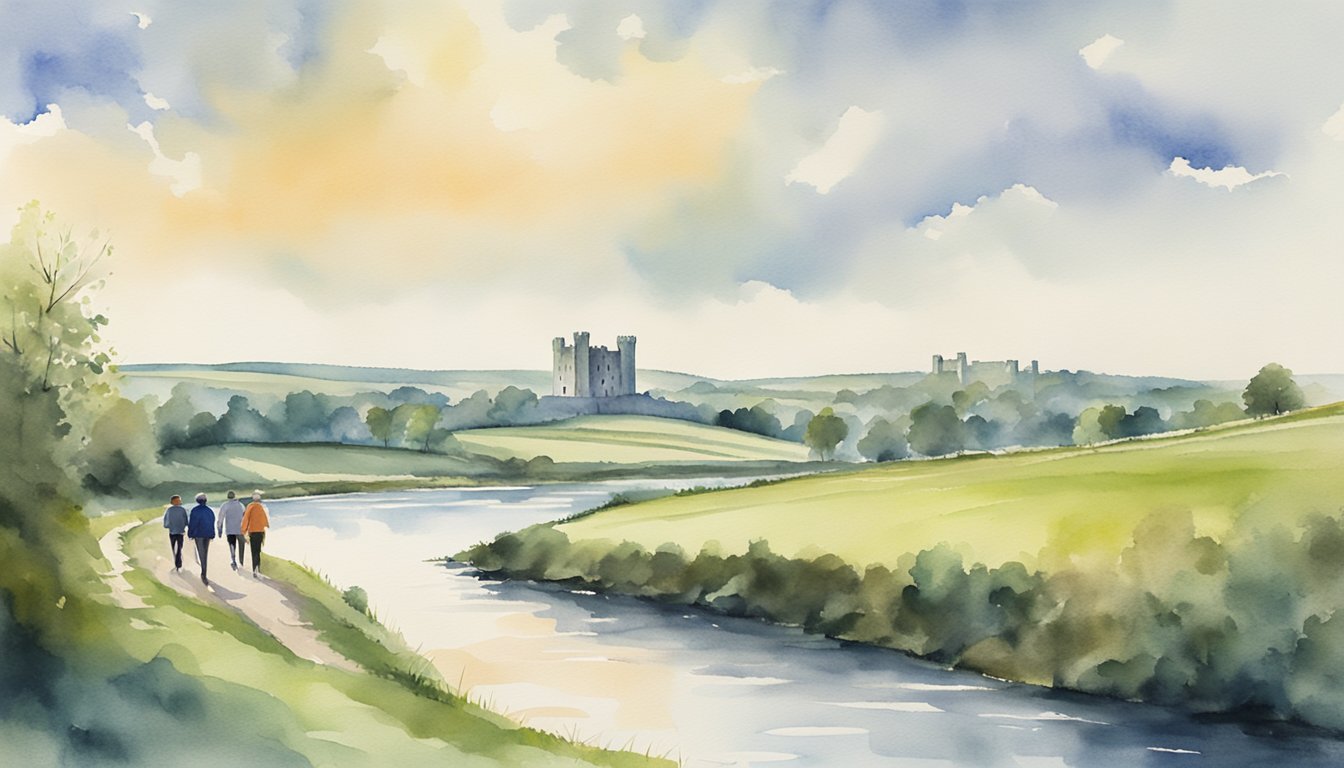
[964,414,1004,451]
[1243,363,1305,417]
[1171,399,1245,430]
[328,406,372,443]
[907,403,966,457]
[153,382,198,450]
[804,407,848,460]
[858,418,909,462]
[280,390,330,440]
[487,386,538,425]
[80,396,159,494]
[215,395,269,443]
[1096,404,1127,440]
[182,410,220,448]
[404,403,442,452]
[1118,405,1166,438]
[717,403,784,438]
[365,406,395,448]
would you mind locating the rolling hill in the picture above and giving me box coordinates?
[452,415,812,464]
[556,403,1344,570]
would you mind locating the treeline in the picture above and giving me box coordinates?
[461,508,1344,732]
[701,364,1306,461]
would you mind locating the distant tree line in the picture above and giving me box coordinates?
[700,364,1309,462]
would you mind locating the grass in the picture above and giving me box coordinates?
[453,415,812,464]
[165,442,492,485]
[557,403,1344,571]
[99,512,669,767]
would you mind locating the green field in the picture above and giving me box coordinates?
[558,404,1344,570]
[453,415,813,464]
[165,443,490,485]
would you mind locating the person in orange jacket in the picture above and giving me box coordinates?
[240,490,271,578]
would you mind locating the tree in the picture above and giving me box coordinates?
[907,403,966,457]
[215,395,269,443]
[804,407,848,460]
[365,406,395,448]
[487,386,537,426]
[1243,363,1305,417]
[858,418,909,462]
[404,403,442,452]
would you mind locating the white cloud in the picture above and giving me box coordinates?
[915,184,1057,241]
[131,11,152,30]
[143,92,170,110]
[1323,103,1344,141]
[128,121,202,197]
[1168,157,1284,190]
[1079,34,1124,69]
[785,106,885,194]
[616,14,646,41]
[721,66,783,85]
[0,105,66,170]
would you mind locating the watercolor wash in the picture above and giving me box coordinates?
[2,2,1344,767]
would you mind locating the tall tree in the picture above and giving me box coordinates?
[365,406,395,448]
[1243,363,1305,417]
[804,407,849,460]
[858,417,909,462]
[404,403,442,452]
[907,403,966,457]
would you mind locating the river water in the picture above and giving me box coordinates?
[265,483,1344,767]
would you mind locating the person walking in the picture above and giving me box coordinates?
[241,490,271,578]
[162,495,188,571]
[187,493,216,586]
[216,490,247,571]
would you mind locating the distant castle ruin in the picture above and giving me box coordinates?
[553,332,636,397]
[932,352,1039,387]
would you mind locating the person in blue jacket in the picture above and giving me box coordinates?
[187,492,216,586]
[162,495,188,570]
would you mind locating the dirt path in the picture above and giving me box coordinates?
[102,520,358,672]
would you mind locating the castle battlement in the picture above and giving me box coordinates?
[932,352,1039,386]
[553,332,636,397]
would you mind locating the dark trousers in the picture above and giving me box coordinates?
[193,538,210,580]
[226,534,244,564]
[248,532,265,572]
[169,534,184,569]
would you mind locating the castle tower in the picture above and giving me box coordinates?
[956,352,969,385]
[932,354,944,375]
[552,337,566,396]
[573,331,591,397]
[1030,359,1040,376]
[617,335,637,395]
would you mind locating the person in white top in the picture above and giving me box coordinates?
[216,490,248,571]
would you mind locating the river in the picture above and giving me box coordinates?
[265,483,1344,767]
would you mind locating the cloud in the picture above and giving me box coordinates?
[785,106,884,194]
[0,1,1341,378]
[1168,156,1284,190]
[131,12,152,30]
[1079,34,1123,69]
[616,15,646,41]
[128,121,201,197]
[1323,103,1344,141]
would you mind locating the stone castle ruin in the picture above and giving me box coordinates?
[553,332,636,397]
[932,352,1040,387]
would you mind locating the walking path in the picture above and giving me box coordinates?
[98,520,358,672]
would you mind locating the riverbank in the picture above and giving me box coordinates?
[80,506,671,767]
[459,403,1344,733]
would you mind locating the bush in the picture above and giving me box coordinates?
[342,586,370,615]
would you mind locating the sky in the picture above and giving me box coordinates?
[0,1,1341,380]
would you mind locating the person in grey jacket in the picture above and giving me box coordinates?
[216,490,247,570]
[162,495,188,571]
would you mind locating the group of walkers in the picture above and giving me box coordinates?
[162,490,271,586]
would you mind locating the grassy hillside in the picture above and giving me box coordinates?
[556,404,1344,569]
[165,443,493,486]
[463,403,1344,730]
[453,415,812,464]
